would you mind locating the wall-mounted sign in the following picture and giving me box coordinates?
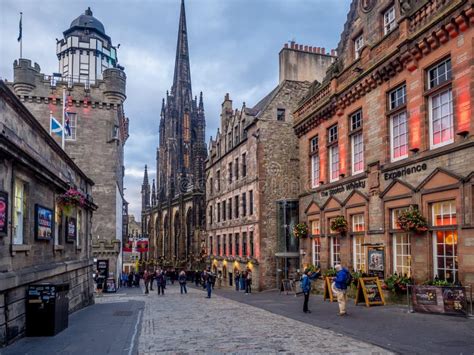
[66,217,77,243]
[321,179,366,197]
[136,238,149,252]
[35,204,53,241]
[384,163,427,181]
[0,192,8,236]
[368,247,385,279]
[97,259,109,277]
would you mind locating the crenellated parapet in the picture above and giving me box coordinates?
[12,59,41,95]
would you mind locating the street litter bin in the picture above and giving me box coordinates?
[26,283,69,336]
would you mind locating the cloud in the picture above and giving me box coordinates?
[1,0,351,220]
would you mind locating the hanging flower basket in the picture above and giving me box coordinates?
[293,223,309,238]
[330,215,348,235]
[397,207,428,234]
[57,188,86,216]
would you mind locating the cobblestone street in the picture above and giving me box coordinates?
[136,285,389,354]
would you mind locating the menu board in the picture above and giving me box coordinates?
[355,277,385,307]
[412,285,467,316]
[323,277,336,302]
[35,204,53,240]
[0,192,7,236]
[280,279,295,295]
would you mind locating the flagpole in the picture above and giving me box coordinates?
[19,12,22,59]
[62,88,65,149]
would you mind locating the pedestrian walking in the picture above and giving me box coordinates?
[127,272,133,288]
[179,270,188,294]
[239,271,245,291]
[332,264,350,316]
[156,270,166,296]
[195,270,201,287]
[242,270,248,294]
[149,269,154,291]
[217,271,222,289]
[246,269,252,294]
[234,271,240,291]
[204,270,213,298]
[300,268,320,313]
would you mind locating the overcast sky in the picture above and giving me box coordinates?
[0,0,350,221]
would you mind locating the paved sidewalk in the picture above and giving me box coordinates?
[139,284,390,354]
[209,285,474,354]
[0,287,145,355]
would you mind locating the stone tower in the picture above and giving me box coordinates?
[142,0,206,265]
[141,165,151,212]
[8,8,129,282]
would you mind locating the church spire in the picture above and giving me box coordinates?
[141,165,150,211]
[171,0,192,105]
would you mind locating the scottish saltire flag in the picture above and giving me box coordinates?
[50,115,62,137]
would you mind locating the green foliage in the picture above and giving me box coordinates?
[397,207,428,233]
[293,223,308,238]
[330,215,348,235]
[423,279,453,287]
[384,273,412,293]
[323,268,337,277]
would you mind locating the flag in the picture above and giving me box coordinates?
[63,94,71,137]
[50,115,62,137]
[17,13,22,42]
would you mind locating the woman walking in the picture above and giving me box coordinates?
[234,271,240,291]
[156,270,166,296]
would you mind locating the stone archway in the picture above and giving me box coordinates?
[186,208,193,258]
[173,211,181,260]
[163,213,169,259]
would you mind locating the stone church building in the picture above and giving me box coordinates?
[142,0,207,266]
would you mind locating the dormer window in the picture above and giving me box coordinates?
[354,34,364,59]
[383,6,396,35]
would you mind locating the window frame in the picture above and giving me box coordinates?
[393,232,412,277]
[330,236,341,267]
[383,5,396,35]
[312,236,321,267]
[64,112,77,141]
[354,34,364,59]
[277,108,286,122]
[13,177,27,245]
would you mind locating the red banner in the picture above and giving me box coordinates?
[123,238,133,252]
[136,238,149,253]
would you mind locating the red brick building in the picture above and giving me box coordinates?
[294,0,474,286]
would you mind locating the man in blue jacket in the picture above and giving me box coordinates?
[301,268,320,313]
[332,264,350,316]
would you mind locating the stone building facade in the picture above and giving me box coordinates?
[142,0,207,267]
[206,45,335,290]
[6,8,129,282]
[294,0,474,286]
[122,214,142,274]
[0,81,96,346]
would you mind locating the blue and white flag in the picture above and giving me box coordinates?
[50,114,62,137]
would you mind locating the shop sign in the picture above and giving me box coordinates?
[0,192,8,236]
[97,259,109,277]
[35,204,53,241]
[384,163,427,181]
[412,285,468,316]
[321,179,366,197]
[123,237,133,252]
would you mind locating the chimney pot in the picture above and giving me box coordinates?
[299,44,304,50]
[304,45,308,51]
[309,46,313,52]
[284,43,288,48]
[322,48,326,54]
[291,42,295,49]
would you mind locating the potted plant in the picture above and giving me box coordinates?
[384,273,412,294]
[293,223,309,238]
[57,187,86,216]
[330,215,348,235]
[397,207,428,234]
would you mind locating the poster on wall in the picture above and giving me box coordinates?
[368,247,385,279]
[66,217,77,243]
[123,237,133,252]
[0,192,8,236]
[35,204,53,240]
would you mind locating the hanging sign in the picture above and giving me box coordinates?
[66,217,77,243]
[368,246,385,279]
[136,238,149,252]
[0,192,8,236]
